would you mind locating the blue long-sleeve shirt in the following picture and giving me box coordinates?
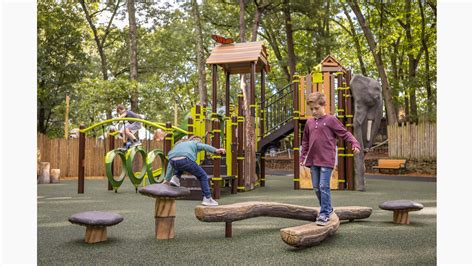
[163,141,217,180]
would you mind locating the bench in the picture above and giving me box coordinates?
[373,159,407,174]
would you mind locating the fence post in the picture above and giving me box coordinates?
[163,122,173,177]
[78,124,85,194]
[107,129,115,191]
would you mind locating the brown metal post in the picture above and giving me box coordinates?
[260,69,266,187]
[225,222,232,238]
[211,64,221,199]
[292,81,300,190]
[107,129,115,191]
[345,71,354,190]
[164,122,173,175]
[187,117,193,137]
[237,94,244,192]
[212,119,221,199]
[337,74,346,190]
[231,116,238,194]
[78,124,85,194]
[249,62,257,187]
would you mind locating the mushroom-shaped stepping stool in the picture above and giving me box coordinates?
[68,211,123,244]
[379,200,424,225]
[139,183,190,240]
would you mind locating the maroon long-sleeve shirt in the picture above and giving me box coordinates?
[300,115,361,169]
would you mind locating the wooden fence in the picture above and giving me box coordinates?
[387,122,436,160]
[37,134,164,177]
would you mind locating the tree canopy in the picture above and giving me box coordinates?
[38,0,436,137]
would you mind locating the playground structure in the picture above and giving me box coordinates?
[76,41,358,197]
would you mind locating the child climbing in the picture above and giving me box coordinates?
[163,135,225,206]
[116,104,142,148]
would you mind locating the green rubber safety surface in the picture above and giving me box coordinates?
[37,175,436,265]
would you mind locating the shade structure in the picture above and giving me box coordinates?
[206,41,270,74]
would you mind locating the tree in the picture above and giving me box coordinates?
[348,0,398,125]
[127,0,139,112]
[79,0,121,81]
[191,0,208,106]
[37,1,89,136]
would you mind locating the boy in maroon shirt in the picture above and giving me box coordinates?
[300,92,361,225]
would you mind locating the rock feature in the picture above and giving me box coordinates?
[379,200,424,224]
[138,183,190,240]
[280,212,339,248]
[68,211,123,244]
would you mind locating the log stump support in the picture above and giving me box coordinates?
[155,198,176,240]
[393,210,410,224]
[85,226,107,244]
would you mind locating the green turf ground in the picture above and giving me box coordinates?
[37,175,436,265]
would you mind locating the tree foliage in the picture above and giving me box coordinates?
[37,0,436,136]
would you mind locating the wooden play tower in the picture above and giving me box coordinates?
[206,41,356,195]
[206,41,270,198]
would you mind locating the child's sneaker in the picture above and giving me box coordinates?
[131,140,142,147]
[201,197,218,206]
[315,215,329,226]
[169,175,180,187]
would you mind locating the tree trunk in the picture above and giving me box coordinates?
[342,6,367,76]
[239,0,257,190]
[405,0,418,123]
[283,0,296,77]
[419,0,432,114]
[191,0,207,106]
[348,0,398,125]
[239,0,246,42]
[262,23,291,81]
[79,0,119,81]
[128,0,139,112]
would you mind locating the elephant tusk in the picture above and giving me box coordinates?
[367,120,373,142]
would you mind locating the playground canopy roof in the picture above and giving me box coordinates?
[206,41,270,74]
[320,55,347,73]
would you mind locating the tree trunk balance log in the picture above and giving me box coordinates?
[195,201,371,241]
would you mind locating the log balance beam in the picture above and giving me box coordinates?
[195,201,372,247]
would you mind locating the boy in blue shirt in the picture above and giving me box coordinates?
[163,136,225,206]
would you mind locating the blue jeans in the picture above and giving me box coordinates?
[310,166,333,218]
[170,157,211,198]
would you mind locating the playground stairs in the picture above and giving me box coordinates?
[179,175,204,200]
[200,158,227,175]
[179,174,236,200]
[258,119,306,153]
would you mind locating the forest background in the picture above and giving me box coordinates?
[38,0,437,137]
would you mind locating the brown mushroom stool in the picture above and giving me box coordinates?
[138,184,190,240]
[68,211,123,244]
[379,200,424,224]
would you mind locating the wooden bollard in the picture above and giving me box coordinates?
[155,198,176,239]
[50,169,60,183]
[38,162,50,184]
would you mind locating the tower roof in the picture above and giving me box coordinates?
[206,41,270,74]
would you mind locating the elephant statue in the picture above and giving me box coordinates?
[350,75,383,191]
